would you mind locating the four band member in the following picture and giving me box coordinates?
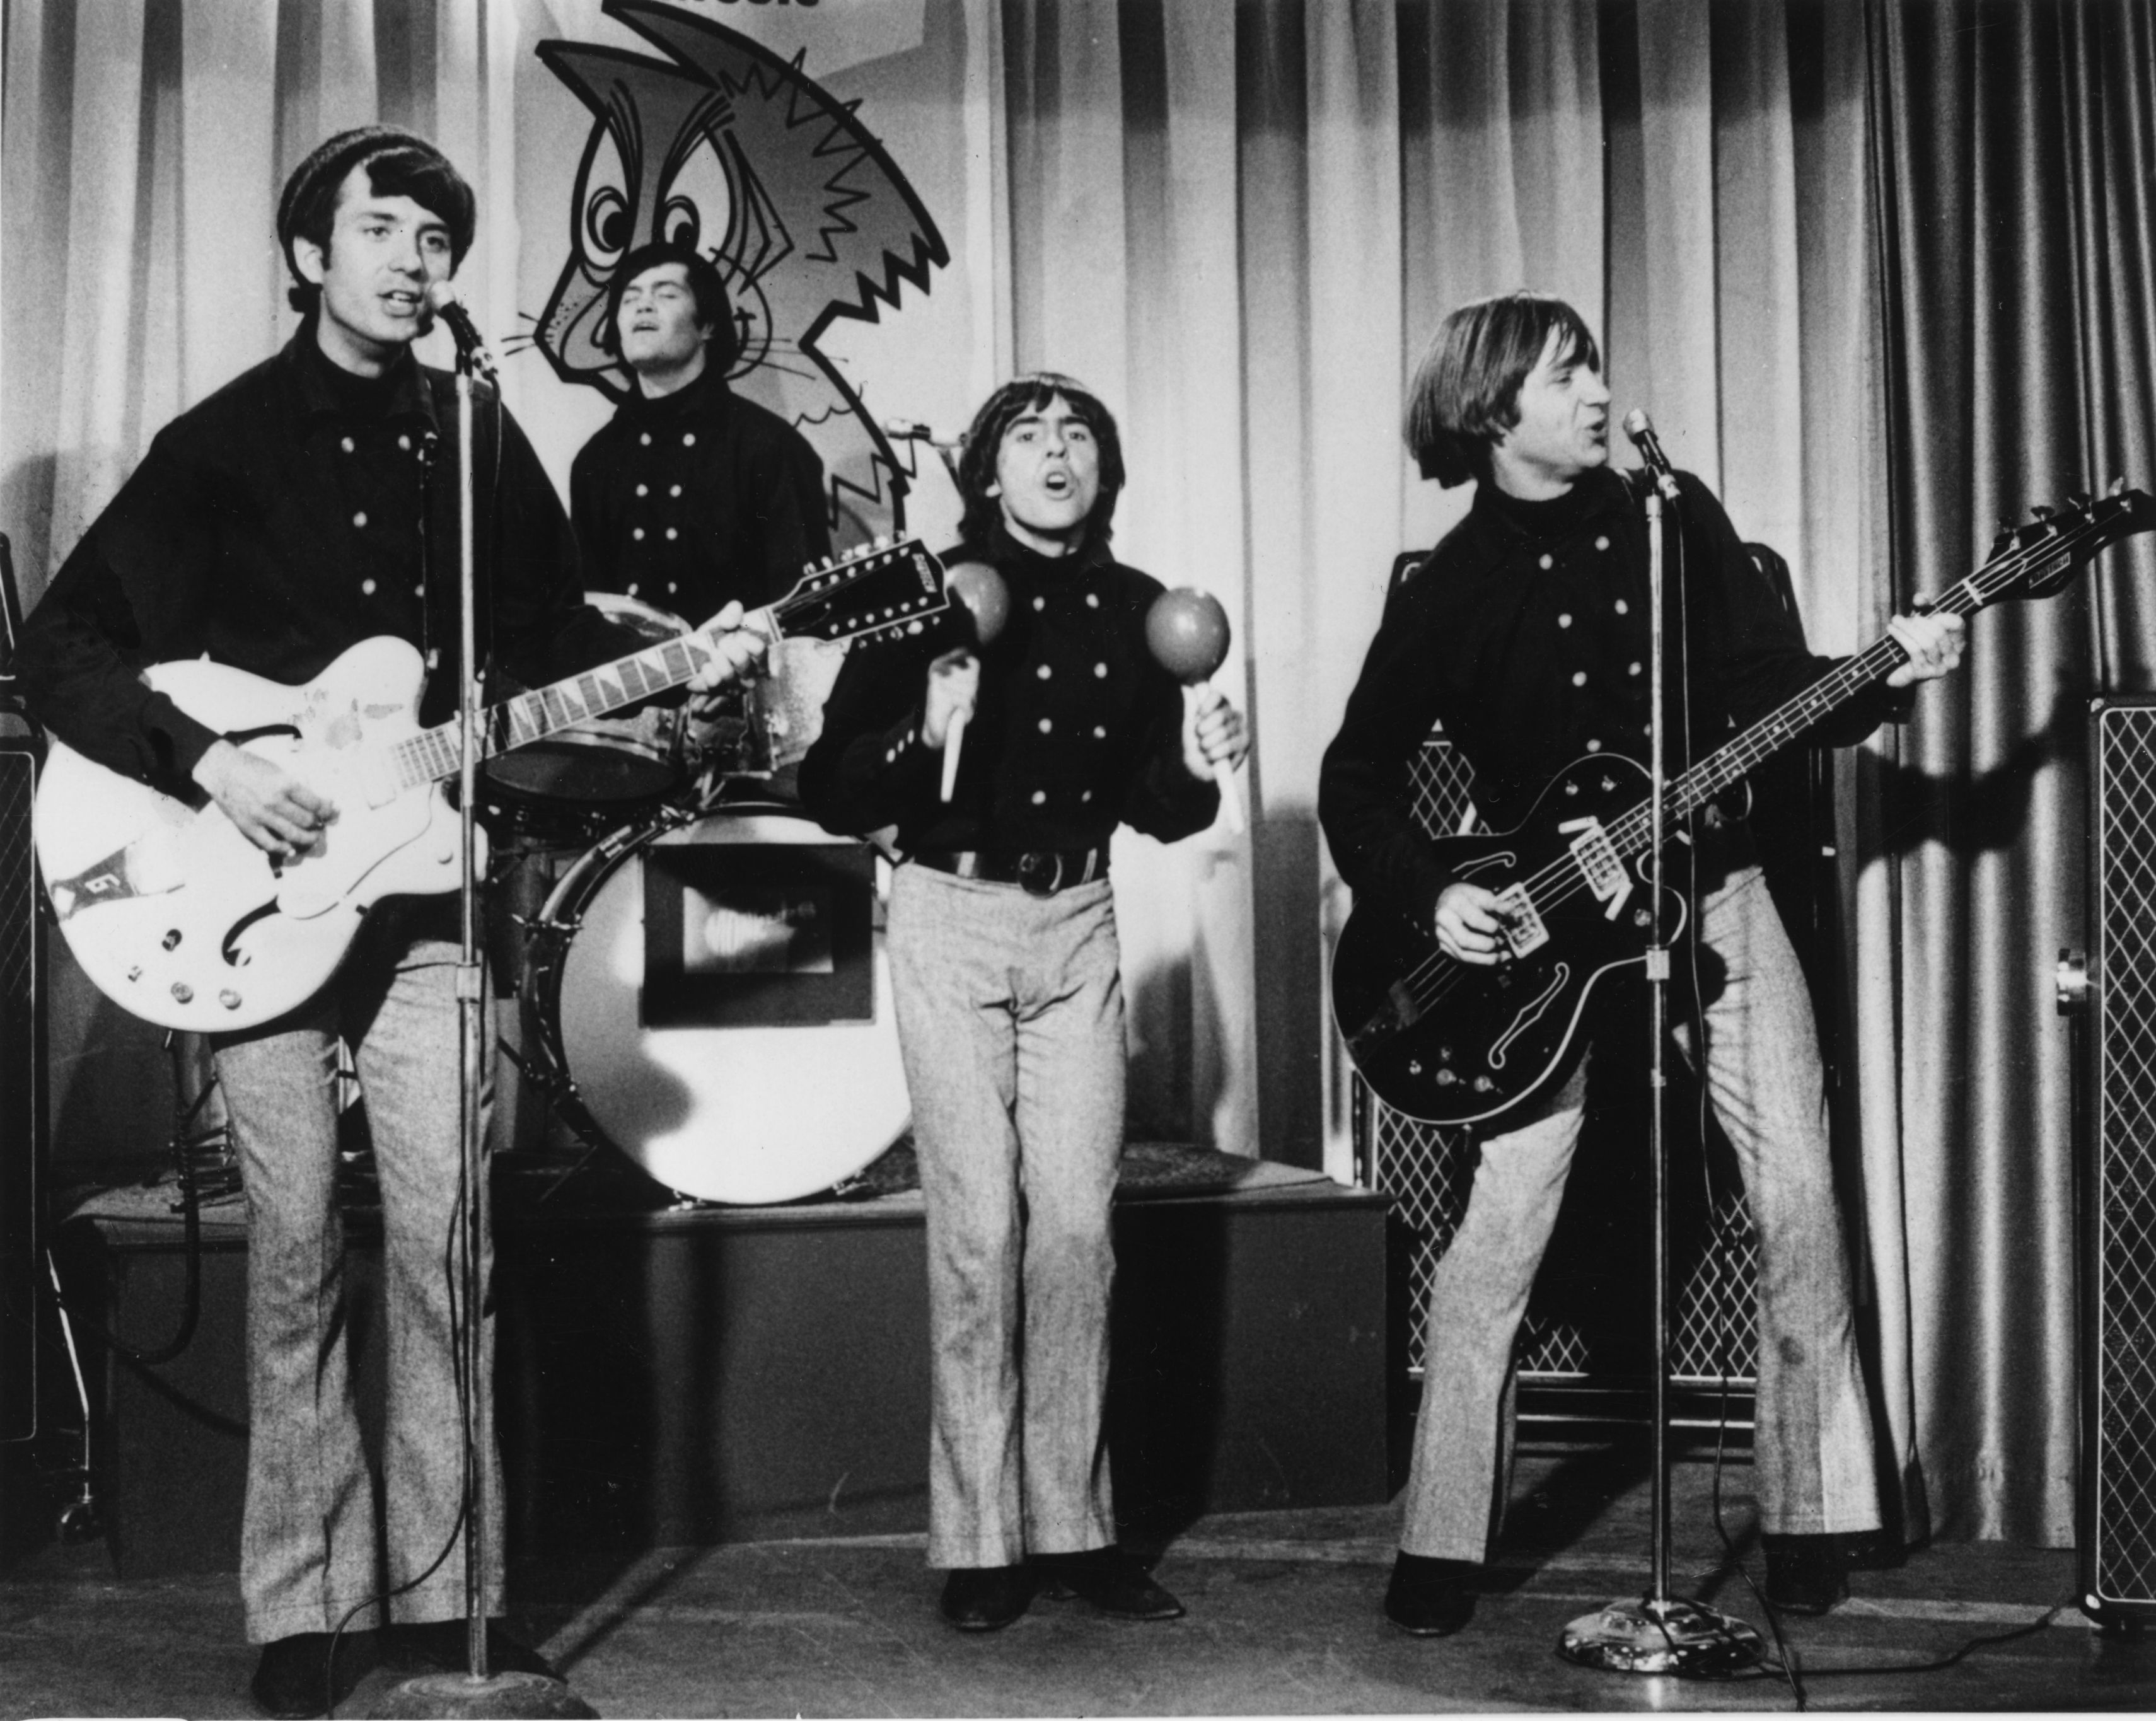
[1318,291,1966,1636]
[16,127,761,1716]
[801,374,1246,1631]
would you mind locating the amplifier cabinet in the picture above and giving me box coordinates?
[0,733,39,1444]
[2082,695,2156,1624]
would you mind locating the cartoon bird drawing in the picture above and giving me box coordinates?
[533,0,949,544]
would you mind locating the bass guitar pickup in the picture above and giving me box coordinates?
[1560,814,1633,921]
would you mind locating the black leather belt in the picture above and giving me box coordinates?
[912,846,1110,896]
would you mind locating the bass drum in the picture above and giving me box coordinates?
[524,805,910,1204]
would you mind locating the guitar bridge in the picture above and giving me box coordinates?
[1560,815,1633,920]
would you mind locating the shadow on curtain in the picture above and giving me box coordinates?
[1869,0,2156,1544]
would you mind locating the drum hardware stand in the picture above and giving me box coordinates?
[1558,420,1765,1678]
[369,294,594,1721]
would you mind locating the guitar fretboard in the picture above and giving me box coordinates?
[378,536,945,792]
[1600,506,2124,865]
[390,632,716,791]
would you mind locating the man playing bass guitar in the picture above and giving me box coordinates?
[1318,291,1964,1637]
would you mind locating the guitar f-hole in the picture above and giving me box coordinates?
[221,900,278,967]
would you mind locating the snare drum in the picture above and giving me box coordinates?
[521,805,910,1204]
[483,591,691,815]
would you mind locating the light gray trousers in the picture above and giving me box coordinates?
[1402,861,1881,1561]
[214,920,501,1643]
[888,863,1124,1569]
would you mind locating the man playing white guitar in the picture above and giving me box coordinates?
[1319,291,1965,1639]
[16,127,761,1717]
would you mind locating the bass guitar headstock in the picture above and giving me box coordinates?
[1974,482,2155,608]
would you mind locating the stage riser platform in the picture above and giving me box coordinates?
[64,1180,1390,1576]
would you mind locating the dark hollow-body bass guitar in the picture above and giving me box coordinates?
[1331,485,2155,1127]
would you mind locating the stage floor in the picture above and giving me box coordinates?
[0,1449,2138,1716]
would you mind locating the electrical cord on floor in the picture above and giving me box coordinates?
[1673,917,2071,1703]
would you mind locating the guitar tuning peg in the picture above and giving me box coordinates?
[2111,476,2128,496]
[2031,503,2056,521]
[2070,492,2093,511]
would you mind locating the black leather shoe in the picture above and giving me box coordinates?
[1763,1533,1850,1615]
[940,1565,1035,1631]
[1384,1553,1479,1637]
[250,1631,375,1719]
[1033,1547,1186,1620]
[401,1619,558,1679]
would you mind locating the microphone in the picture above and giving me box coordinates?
[883,418,963,479]
[883,417,959,447]
[426,281,496,383]
[1621,409,1680,503]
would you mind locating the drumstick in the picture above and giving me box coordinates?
[940,562,1009,802]
[1144,587,1246,835]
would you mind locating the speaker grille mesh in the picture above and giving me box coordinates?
[2092,702,2156,1603]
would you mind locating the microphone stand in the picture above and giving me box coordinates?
[1556,432,1765,1676]
[371,301,594,1721]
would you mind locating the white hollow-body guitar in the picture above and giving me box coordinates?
[36,537,946,1031]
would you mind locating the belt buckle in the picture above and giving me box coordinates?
[1016,850,1065,897]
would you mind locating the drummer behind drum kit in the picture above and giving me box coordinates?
[484,564,924,1208]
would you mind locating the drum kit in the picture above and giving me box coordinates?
[484,591,907,1207]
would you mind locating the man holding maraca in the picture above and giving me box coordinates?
[801,373,1244,1632]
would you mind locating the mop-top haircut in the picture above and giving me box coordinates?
[602,241,742,371]
[956,373,1128,548]
[1405,291,1601,489]
[277,125,477,316]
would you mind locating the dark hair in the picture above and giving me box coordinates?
[601,241,741,371]
[1403,291,1601,488]
[278,127,475,316]
[956,373,1127,549]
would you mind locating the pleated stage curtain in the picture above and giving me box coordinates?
[1869,0,2156,1545]
[1,0,524,600]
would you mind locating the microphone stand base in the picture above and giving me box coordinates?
[367,1670,599,1720]
[1556,1595,1766,1676]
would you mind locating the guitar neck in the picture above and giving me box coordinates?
[1606,507,2108,862]
[389,605,777,792]
[383,537,945,792]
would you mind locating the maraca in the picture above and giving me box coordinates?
[1145,587,1246,833]
[939,560,1010,801]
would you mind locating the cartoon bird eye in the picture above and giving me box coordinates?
[588,188,630,258]
[659,195,699,252]
[656,130,733,267]
[574,124,633,269]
